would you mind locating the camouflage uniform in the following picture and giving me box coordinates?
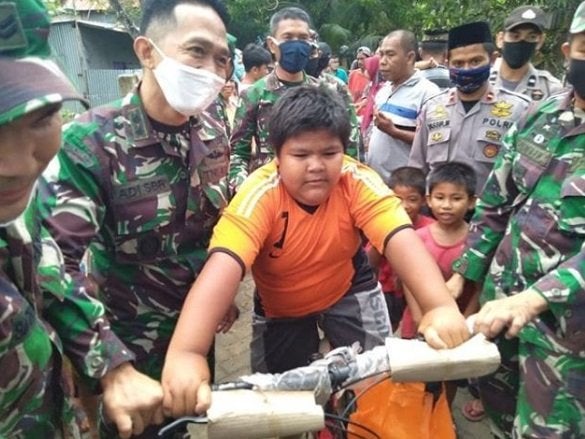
[229,70,363,191]
[489,61,564,102]
[0,202,133,438]
[409,85,531,190]
[39,89,230,380]
[206,95,231,138]
[453,89,585,438]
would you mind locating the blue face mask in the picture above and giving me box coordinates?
[278,40,312,74]
[449,63,491,94]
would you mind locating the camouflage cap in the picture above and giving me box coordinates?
[0,0,87,126]
[570,1,585,34]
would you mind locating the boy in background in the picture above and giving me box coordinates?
[161,86,469,417]
[401,162,478,406]
[402,162,478,337]
[366,167,434,331]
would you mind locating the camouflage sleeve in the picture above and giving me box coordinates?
[38,122,107,300]
[452,124,522,282]
[334,81,363,161]
[38,221,134,383]
[408,106,430,173]
[528,245,585,322]
[229,89,258,192]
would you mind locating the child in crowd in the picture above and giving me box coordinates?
[401,162,478,406]
[161,86,469,417]
[366,167,434,331]
[402,162,479,337]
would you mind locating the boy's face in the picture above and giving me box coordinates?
[392,184,425,222]
[0,105,62,224]
[275,129,344,206]
[426,182,475,226]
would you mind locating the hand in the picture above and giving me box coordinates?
[445,273,465,299]
[418,305,470,349]
[373,109,396,136]
[415,58,436,70]
[162,351,211,418]
[216,303,240,333]
[474,290,548,339]
[101,363,164,439]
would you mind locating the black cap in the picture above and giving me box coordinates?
[504,6,547,32]
[422,29,448,43]
[448,21,492,50]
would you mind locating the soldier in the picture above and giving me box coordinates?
[448,2,585,437]
[229,6,362,192]
[490,5,563,101]
[0,0,163,437]
[39,0,237,435]
[409,21,531,191]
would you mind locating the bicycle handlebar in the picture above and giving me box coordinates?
[158,333,500,438]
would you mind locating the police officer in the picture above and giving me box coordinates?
[491,5,563,101]
[409,21,531,191]
[0,0,163,437]
[39,1,237,435]
[448,3,585,437]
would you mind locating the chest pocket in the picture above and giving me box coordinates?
[474,129,504,164]
[426,127,450,164]
[558,174,585,236]
[512,137,551,195]
[110,176,176,264]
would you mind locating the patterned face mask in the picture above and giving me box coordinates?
[449,63,491,94]
[150,40,225,117]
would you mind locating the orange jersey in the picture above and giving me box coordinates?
[210,157,411,318]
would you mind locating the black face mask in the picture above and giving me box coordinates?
[305,55,331,78]
[502,41,537,69]
[567,58,585,99]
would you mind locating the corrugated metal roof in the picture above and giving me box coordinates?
[51,19,131,35]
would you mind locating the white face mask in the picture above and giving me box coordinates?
[150,40,225,117]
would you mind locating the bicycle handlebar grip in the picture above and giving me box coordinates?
[189,390,324,439]
[387,333,501,382]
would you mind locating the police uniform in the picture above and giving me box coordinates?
[489,61,563,102]
[409,85,531,190]
[40,88,230,381]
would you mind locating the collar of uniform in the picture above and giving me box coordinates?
[119,84,207,149]
[264,69,313,92]
[446,83,498,106]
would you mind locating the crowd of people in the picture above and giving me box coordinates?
[1,0,584,438]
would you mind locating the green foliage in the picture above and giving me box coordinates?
[225,0,583,77]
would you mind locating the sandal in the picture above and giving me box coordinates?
[461,399,485,422]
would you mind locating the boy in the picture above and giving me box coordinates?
[161,86,469,418]
[401,162,478,406]
[366,167,434,331]
[402,162,478,338]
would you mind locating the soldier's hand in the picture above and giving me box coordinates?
[101,362,164,438]
[216,303,240,333]
[419,305,470,349]
[474,290,548,339]
[162,351,211,418]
